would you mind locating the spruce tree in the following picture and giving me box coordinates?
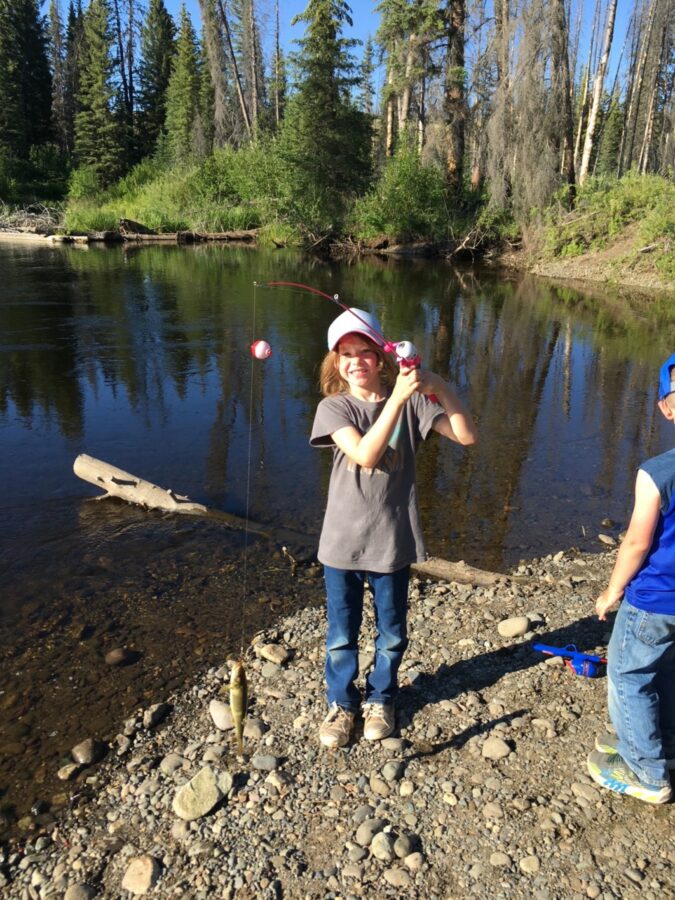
[164,4,201,163]
[0,0,52,158]
[74,0,125,186]
[137,0,176,158]
[279,0,372,229]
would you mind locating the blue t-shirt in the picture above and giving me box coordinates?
[625,447,675,615]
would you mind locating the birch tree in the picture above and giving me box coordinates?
[579,0,617,184]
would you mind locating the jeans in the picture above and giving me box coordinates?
[324,565,410,712]
[607,600,675,787]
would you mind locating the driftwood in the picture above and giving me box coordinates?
[413,557,512,586]
[74,454,208,514]
[119,218,157,236]
[73,454,523,586]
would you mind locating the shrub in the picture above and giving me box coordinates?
[350,150,448,242]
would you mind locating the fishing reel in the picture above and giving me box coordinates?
[384,340,422,369]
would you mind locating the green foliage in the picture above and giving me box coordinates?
[0,143,68,202]
[137,0,176,158]
[164,6,201,164]
[542,173,675,259]
[278,0,372,232]
[350,150,447,241]
[74,0,125,186]
[68,165,103,200]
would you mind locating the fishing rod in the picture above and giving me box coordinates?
[254,280,426,372]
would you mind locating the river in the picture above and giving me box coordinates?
[0,240,672,839]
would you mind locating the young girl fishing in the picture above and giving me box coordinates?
[310,307,477,748]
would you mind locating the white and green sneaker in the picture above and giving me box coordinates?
[594,733,675,769]
[586,749,672,804]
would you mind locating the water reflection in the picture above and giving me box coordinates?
[0,243,672,574]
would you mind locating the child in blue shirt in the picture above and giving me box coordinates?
[587,352,675,804]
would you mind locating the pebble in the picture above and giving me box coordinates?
[172,766,233,820]
[121,855,161,894]
[258,644,292,665]
[142,702,171,729]
[497,616,530,638]
[64,886,97,900]
[104,647,136,666]
[5,553,673,900]
[482,736,512,760]
[71,737,105,765]
[208,699,233,731]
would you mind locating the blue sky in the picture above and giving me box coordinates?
[166,1,634,90]
[166,1,381,53]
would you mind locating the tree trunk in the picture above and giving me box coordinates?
[398,33,417,137]
[579,0,618,185]
[552,0,575,200]
[385,65,396,158]
[620,0,656,174]
[216,0,252,138]
[274,0,280,127]
[248,0,259,139]
[417,57,426,154]
[445,0,466,192]
[638,16,669,174]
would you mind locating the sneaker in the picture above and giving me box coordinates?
[319,703,355,749]
[595,733,675,769]
[363,703,395,741]
[586,749,672,804]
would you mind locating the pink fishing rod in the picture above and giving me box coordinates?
[255,280,429,375]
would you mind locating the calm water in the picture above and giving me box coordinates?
[0,240,672,838]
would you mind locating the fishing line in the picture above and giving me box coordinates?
[239,282,259,657]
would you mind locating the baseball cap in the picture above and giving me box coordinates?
[327,308,384,351]
[658,353,675,400]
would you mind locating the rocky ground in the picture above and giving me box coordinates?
[2,548,674,900]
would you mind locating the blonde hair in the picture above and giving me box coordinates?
[318,336,398,397]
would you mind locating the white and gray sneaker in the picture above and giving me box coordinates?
[363,703,395,741]
[319,703,355,748]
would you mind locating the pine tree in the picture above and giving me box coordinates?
[49,1,70,154]
[358,36,375,114]
[279,0,372,229]
[74,0,124,185]
[65,1,85,157]
[164,4,201,163]
[0,0,52,158]
[137,0,176,157]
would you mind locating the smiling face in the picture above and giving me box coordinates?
[335,334,383,399]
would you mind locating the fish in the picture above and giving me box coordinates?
[226,659,248,755]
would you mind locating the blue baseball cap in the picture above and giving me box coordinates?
[658,353,675,400]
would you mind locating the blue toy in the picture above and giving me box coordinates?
[533,643,607,677]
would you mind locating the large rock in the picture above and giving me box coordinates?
[121,855,161,895]
[172,766,233,821]
[71,738,106,765]
[209,699,233,731]
[497,616,530,638]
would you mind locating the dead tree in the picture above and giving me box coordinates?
[579,0,618,184]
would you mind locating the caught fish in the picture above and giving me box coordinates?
[222,659,248,755]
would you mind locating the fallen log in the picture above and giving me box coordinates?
[412,557,514,586]
[73,454,523,586]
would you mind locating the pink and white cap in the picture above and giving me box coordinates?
[327,308,384,351]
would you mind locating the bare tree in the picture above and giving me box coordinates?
[619,0,656,174]
[579,0,618,184]
[216,0,252,138]
[444,0,466,192]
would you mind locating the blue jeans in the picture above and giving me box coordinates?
[607,600,675,787]
[324,565,410,712]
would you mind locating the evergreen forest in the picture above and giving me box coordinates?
[0,0,673,258]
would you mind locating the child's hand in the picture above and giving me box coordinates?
[392,366,422,403]
[595,588,622,621]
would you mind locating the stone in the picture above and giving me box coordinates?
[355,818,387,847]
[489,852,512,868]
[371,831,395,862]
[497,616,530,638]
[104,647,136,666]
[64,886,97,900]
[172,766,233,821]
[209,699,233,731]
[143,702,171,729]
[121,855,161,895]
[482,736,512,760]
[519,855,541,874]
[383,867,413,887]
[57,763,83,781]
[71,738,106,765]
[598,534,617,546]
[258,644,291,665]
[251,754,280,771]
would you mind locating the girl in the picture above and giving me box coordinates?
[310,307,477,748]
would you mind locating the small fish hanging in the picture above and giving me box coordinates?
[250,340,272,360]
[220,659,248,754]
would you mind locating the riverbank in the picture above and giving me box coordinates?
[3,547,673,899]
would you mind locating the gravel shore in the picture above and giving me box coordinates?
[2,548,674,899]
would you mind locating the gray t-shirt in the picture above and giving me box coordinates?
[310,391,442,572]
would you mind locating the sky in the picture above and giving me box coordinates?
[166,1,635,91]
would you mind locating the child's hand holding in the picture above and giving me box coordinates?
[595,588,622,621]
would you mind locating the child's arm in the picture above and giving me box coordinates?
[422,372,477,446]
[595,469,661,620]
[331,368,422,468]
